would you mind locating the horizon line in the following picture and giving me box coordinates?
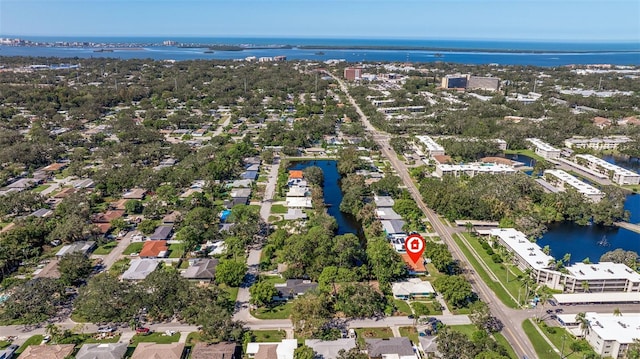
[2,34,639,44]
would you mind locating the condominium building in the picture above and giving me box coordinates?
[344,67,363,81]
[436,136,508,151]
[415,136,445,157]
[441,74,500,91]
[574,154,640,185]
[489,228,640,293]
[583,312,640,358]
[543,169,604,202]
[526,138,562,159]
[435,163,516,177]
[564,136,631,150]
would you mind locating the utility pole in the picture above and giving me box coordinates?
[560,335,566,359]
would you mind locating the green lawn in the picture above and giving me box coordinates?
[393,299,412,316]
[522,319,560,359]
[251,302,292,320]
[130,332,180,345]
[424,263,446,281]
[399,326,419,343]
[354,327,393,347]
[454,234,520,308]
[123,242,144,255]
[504,149,545,162]
[448,325,478,338]
[168,243,185,258]
[93,241,118,255]
[493,332,518,359]
[15,335,43,355]
[536,321,594,359]
[271,204,288,214]
[109,258,130,275]
[221,284,239,302]
[0,340,10,349]
[411,301,443,316]
[32,184,50,193]
[252,330,286,342]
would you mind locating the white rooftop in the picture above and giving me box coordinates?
[553,292,640,304]
[438,163,516,174]
[490,228,555,271]
[392,278,435,297]
[585,311,640,344]
[527,138,561,152]
[285,197,312,208]
[415,136,445,152]
[576,154,639,177]
[565,262,640,282]
[544,169,603,197]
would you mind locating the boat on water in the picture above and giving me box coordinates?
[597,235,610,247]
[315,51,325,55]
[434,53,443,58]
[203,50,214,54]
[93,49,114,53]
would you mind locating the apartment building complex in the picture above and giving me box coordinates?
[543,169,604,202]
[489,228,640,293]
[527,138,562,159]
[564,136,631,150]
[574,154,640,185]
[415,136,445,157]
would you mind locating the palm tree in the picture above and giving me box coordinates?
[542,245,550,255]
[581,281,590,293]
[575,312,590,338]
[562,253,571,266]
[613,307,622,316]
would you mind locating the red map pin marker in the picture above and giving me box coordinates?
[404,234,425,264]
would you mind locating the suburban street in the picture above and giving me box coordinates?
[328,71,539,359]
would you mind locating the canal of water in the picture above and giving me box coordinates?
[288,160,363,236]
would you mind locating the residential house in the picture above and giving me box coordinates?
[305,339,357,359]
[122,188,147,200]
[365,338,417,359]
[246,339,297,359]
[56,241,96,258]
[401,253,426,275]
[391,279,436,300]
[284,208,308,220]
[76,343,128,359]
[182,258,219,283]
[53,187,76,198]
[191,342,237,359]
[374,195,395,208]
[139,240,169,258]
[376,208,402,220]
[42,162,68,173]
[29,208,53,218]
[381,220,406,237]
[149,225,173,240]
[162,211,181,225]
[241,170,259,181]
[122,258,159,280]
[131,342,185,359]
[230,179,253,188]
[274,279,318,300]
[285,197,313,208]
[288,170,304,180]
[418,336,439,358]
[19,344,75,359]
[110,199,129,211]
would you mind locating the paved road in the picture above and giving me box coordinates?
[97,230,137,270]
[328,72,538,358]
[211,115,232,138]
[234,158,281,322]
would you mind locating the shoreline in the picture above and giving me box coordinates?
[295,45,640,54]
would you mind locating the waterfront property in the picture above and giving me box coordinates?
[563,136,631,150]
[574,154,640,185]
[434,162,517,178]
[526,138,561,159]
[558,312,640,358]
[489,228,640,293]
[543,169,604,202]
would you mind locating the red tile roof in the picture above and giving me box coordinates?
[401,253,426,273]
[140,240,168,258]
[289,170,304,179]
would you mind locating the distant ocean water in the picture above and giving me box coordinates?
[1,36,639,66]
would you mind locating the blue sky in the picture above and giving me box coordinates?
[1,0,639,41]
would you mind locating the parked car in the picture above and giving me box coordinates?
[136,327,150,334]
[97,326,116,333]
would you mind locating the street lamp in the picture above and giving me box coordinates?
[560,335,566,359]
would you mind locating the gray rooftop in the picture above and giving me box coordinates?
[56,241,95,257]
[122,259,159,280]
[182,258,219,281]
[76,343,128,359]
[149,225,173,240]
[381,220,406,235]
[305,339,356,359]
[275,279,318,297]
[365,338,414,357]
[374,196,395,208]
